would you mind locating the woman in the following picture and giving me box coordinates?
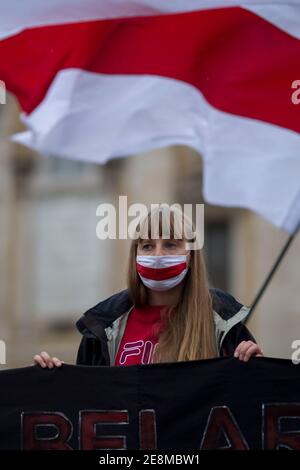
[34,205,263,368]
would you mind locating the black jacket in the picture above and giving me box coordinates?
[76,288,255,366]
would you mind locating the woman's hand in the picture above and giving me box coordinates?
[234,341,264,362]
[33,351,63,368]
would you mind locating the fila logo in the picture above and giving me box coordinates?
[119,340,158,365]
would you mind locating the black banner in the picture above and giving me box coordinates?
[1,357,300,450]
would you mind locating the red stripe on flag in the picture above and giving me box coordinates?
[136,262,187,280]
[0,7,299,132]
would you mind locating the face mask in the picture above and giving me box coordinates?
[136,255,189,292]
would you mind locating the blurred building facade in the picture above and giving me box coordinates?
[0,95,299,367]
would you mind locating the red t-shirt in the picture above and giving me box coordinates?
[114,305,166,366]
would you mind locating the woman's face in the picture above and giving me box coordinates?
[137,237,189,257]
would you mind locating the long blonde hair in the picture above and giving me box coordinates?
[127,205,218,363]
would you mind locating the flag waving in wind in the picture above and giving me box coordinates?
[0,0,299,232]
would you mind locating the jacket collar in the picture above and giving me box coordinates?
[76,287,250,341]
[76,289,133,337]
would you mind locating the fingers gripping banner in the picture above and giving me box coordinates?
[0,357,300,450]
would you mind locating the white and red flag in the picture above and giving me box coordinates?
[0,1,299,232]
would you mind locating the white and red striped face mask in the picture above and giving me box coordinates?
[136,255,189,292]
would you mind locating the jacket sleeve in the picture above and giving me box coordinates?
[76,335,104,366]
[220,322,256,357]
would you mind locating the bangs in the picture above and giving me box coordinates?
[136,205,196,243]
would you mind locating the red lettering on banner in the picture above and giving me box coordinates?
[79,410,128,450]
[21,404,300,450]
[21,412,73,450]
[139,409,157,450]
[263,403,300,450]
[200,406,249,450]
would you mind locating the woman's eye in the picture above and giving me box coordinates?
[165,242,177,249]
[142,244,152,250]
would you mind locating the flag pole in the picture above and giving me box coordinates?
[245,223,300,324]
